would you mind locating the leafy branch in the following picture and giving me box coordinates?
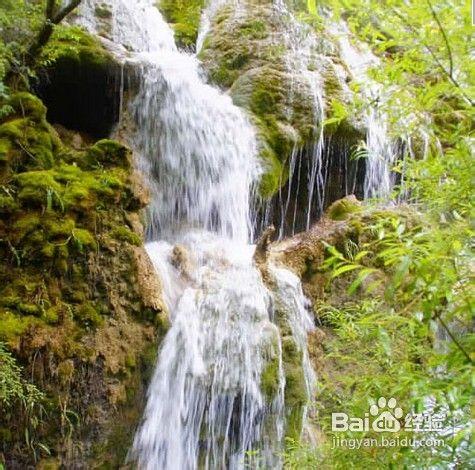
[390,4,473,106]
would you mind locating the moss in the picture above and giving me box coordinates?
[0,427,12,443]
[327,196,362,221]
[57,359,75,384]
[42,306,60,325]
[239,19,268,39]
[154,312,170,337]
[90,341,159,468]
[111,226,141,246]
[86,139,130,169]
[44,217,75,239]
[231,66,308,196]
[0,193,17,212]
[0,118,58,170]
[7,93,47,121]
[42,26,114,70]
[36,458,61,470]
[280,337,307,438]
[74,302,104,329]
[286,406,304,441]
[159,0,205,48]
[0,138,12,161]
[200,2,318,198]
[258,146,285,198]
[72,228,97,250]
[12,213,41,238]
[0,119,28,140]
[15,170,61,206]
[261,356,280,400]
[17,302,41,316]
[0,92,164,467]
[0,311,39,345]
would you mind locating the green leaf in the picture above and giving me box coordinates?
[332,264,360,278]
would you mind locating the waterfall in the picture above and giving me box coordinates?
[78,1,317,468]
[330,22,398,200]
[245,0,327,239]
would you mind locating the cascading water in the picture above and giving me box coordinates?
[240,0,329,239]
[272,0,326,231]
[78,1,317,468]
[330,22,399,200]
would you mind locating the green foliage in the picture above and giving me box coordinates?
[285,9,475,460]
[0,342,43,409]
[0,0,43,80]
[287,205,473,466]
[0,341,47,462]
[322,99,349,130]
[40,25,115,73]
[282,5,473,466]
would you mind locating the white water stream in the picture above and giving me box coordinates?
[79,1,316,468]
[330,22,399,200]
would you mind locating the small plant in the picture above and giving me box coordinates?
[0,342,48,462]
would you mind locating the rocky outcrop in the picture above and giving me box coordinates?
[263,196,421,402]
[0,93,167,468]
[159,0,206,49]
[199,0,365,211]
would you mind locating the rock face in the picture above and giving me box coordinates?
[198,0,366,232]
[0,93,167,468]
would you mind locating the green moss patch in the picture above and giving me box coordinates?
[159,0,205,49]
[0,93,166,466]
[0,93,150,344]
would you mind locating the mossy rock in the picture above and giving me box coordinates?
[0,311,40,346]
[111,226,141,246]
[0,116,60,170]
[74,302,104,329]
[199,1,367,201]
[42,26,114,70]
[200,5,318,198]
[280,336,307,439]
[0,92,165,468]
[7,93,47,121]
[159,0,205,49]
[94,4,112,19]
[261,352,281,400]
[326,195,362,221]
[86,139,130,168]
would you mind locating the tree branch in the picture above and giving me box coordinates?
[52,0,82,24]
[24,0,82,69]
[426,0,453,77]
[433,311,473,364]
[391,6,473,106]
[45,0,56,20]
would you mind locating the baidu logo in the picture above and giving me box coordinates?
[332,396,403,433]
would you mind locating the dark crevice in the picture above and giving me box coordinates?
[34,57,124,138]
